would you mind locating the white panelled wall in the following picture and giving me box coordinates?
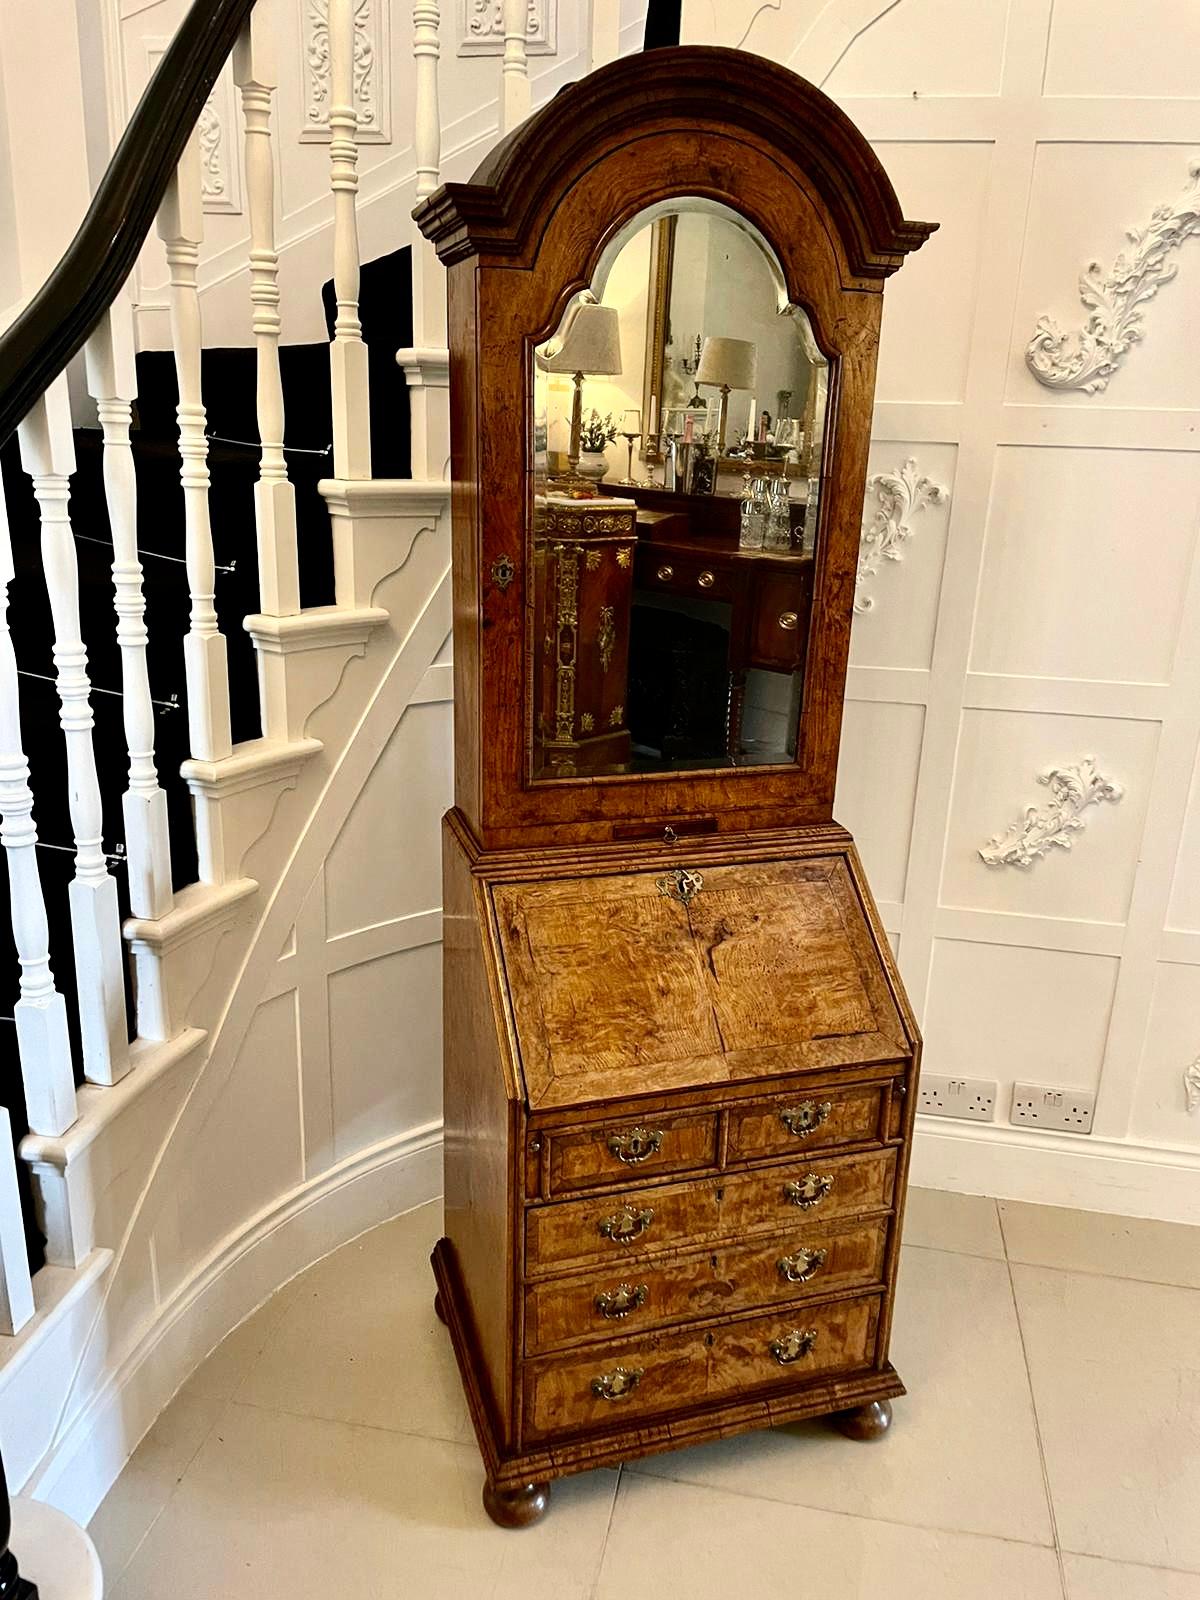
[686,0,1200,1219]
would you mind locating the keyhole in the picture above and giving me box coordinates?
[704,1332,714,1348]
[710,1254,718,1269]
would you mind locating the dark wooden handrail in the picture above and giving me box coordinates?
[0,0,258,449]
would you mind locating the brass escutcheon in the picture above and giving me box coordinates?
[768,1328,818,1365]
[777,1246,828,1284]
[595,1283,649,1320]
[489,553,516,590]
[591,1366,644,1401]
[598,1206,654,1245]
[779,1101,833,1138]
[656,866,703,905]
[607,1127,665,1164]
[783,1173,834,1209]
[778,610,799,630]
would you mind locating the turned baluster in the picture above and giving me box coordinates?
[500,0,530,133]
[0,485,77,1137]
[588,0,621,69]
[16,377,130,1086]
[413,1,442,203]
[157,131,233,767]
[328,0,372,480]
[84,301,174,921]
[403,0,447,479]
[234,12,300,623]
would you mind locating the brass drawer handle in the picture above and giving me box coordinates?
[697,569,715,589]
[778,610,798,630]
[656,564,674,582]
[656,866,703,905]
[783,1173,834,1209]
[591,1365,644,1401]
[595,1283,649,1320]
[607,1127,665,1164]
[779,1101,832,1138]
[598,1206,654,1245]
[777,1246,827,1284]
[769,1328,818,1365]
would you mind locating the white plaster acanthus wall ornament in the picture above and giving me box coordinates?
[302,0,392,143]
[1025,158,1200,394]
[854,457,947,614]
[979,758,1123,870]
[1184,1054,1200,1115]
[458,0,557,55]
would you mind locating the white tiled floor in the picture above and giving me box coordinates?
[89,1191,1200,1600]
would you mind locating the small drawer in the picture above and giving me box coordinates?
[726,1083,886,1164]
[524,1146,898,1276]
[544,1111,718,1196]
[634,545,736,601]
[522,1292,882,1441]
[524,1215,888,1355]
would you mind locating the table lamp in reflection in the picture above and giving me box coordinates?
[539,301,623,477]
[696,336,758,452]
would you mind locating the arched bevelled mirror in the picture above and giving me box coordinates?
[529,203,830,782]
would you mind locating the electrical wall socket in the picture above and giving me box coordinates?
[1010,1082,1095,1134]
[917,1075,997,1123]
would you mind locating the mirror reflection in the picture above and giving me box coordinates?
[531,204,830,781]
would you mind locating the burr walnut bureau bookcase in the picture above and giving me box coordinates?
[414,46,935,1528]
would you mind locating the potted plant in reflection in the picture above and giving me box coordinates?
[578,410,617,483]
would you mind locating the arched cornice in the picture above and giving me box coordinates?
[414,46,935,280]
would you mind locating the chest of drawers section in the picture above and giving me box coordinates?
[515,1072,908,1446]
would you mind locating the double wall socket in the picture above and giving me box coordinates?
[1010,1083,1095,1134]
[917,1075,996,1122]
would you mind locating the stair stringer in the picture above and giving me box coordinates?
[20,509,454,1520]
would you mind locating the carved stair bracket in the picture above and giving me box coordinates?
[855,457,948,614]
[1025,157,1200,394]
[1184,1055,1200,1115]
[979,757,1123,869]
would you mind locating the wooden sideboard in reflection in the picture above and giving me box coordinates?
[628,485,815,759]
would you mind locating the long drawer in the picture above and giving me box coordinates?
[524,1214,888,1355]
[522,1291,882,1441]
[525,1146,898,1275]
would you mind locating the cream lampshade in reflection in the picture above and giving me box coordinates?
[695,336,758,451]
[539,301,623,471]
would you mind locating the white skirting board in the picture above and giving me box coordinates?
[912,1120,1200,1225]
[26,1121,443,1527]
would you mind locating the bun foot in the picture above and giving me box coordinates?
[831,1398,893,1441]
[433,1289,448,1326]
[482,1480,551,1529]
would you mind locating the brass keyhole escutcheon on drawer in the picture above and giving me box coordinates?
[656,564,674,582]
[595,1283,649,1320]
[777,1246,827,1284]
[697,569,715,589]
[778,610,799,630]
[769,1328,819,1365]
[783,1173,835,1209]
[591,1366,644,1401]
[598,1206,654,1245]
[779,1101,833,1138]
[607,1127,665,1164]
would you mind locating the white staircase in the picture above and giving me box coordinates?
[0,0,635,1532]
